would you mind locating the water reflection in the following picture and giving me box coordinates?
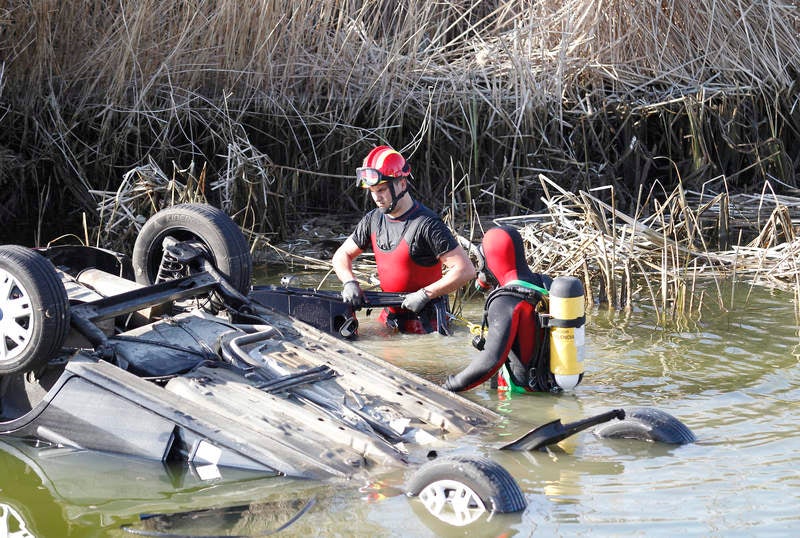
[408,498,524,537]
[343,275,800,535]
[2,273,800,536]
[0,438,326,537]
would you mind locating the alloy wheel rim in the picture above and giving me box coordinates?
[417,479,486,526]
[0,269,33,364]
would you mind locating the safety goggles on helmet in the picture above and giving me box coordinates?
[356,167,406,188]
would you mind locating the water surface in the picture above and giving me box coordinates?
[2,277,798,537]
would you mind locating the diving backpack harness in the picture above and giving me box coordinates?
[473,276,586,392]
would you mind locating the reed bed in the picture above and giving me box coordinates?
[484,175,800,325]
[90,159,797,328]
[3,1,800,324]
[1,1,799,244]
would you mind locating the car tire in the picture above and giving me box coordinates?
[406,455,526,525]
[593,407,696,445]
[0,245,70,375]
[132,204,253,295]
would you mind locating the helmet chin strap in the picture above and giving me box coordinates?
[382,180,408,214]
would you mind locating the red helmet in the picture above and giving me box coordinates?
[356,146,411,188]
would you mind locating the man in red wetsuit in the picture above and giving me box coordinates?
[332,145,475,334]
[443,225,553,392]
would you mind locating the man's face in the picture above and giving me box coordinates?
[368,179,404,213]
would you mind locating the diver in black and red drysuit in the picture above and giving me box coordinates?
[332,146,475,334]
[443,225,553,392]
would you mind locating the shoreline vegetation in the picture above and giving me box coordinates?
[91,161,800,328]
[2,1,799,325]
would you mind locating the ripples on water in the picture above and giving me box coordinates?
[354,279,800,536]
[2,278,798,536]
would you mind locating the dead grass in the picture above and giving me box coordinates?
[481,175,800,325]
[2,2,798,236]
[3,1,800,322]
[92,160,799,327]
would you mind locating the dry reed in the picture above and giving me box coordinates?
[3,1,800,323]
[481,174,800,326]
[90,151,800,329]
[1,1,798,243]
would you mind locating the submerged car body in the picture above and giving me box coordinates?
[0,241,497,481]
[0,437,323,537]
[0,203,695,531]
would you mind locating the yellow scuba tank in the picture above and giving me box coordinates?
[547,276,585,390]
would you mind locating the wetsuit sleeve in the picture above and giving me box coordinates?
[443,295,518,392]
[350,211,376,251]
[412,217,460,265]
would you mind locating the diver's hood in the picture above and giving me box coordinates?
[481,226,537,287]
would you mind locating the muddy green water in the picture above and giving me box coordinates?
[1,274,798,537]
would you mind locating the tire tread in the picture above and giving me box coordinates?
[0,245,70,374]
[406,455,526,513]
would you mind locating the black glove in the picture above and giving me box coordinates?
[401,288,431,314]
[342,280,365,308]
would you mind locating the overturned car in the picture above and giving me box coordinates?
[0,203,538,521]
[0,203,694,526]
